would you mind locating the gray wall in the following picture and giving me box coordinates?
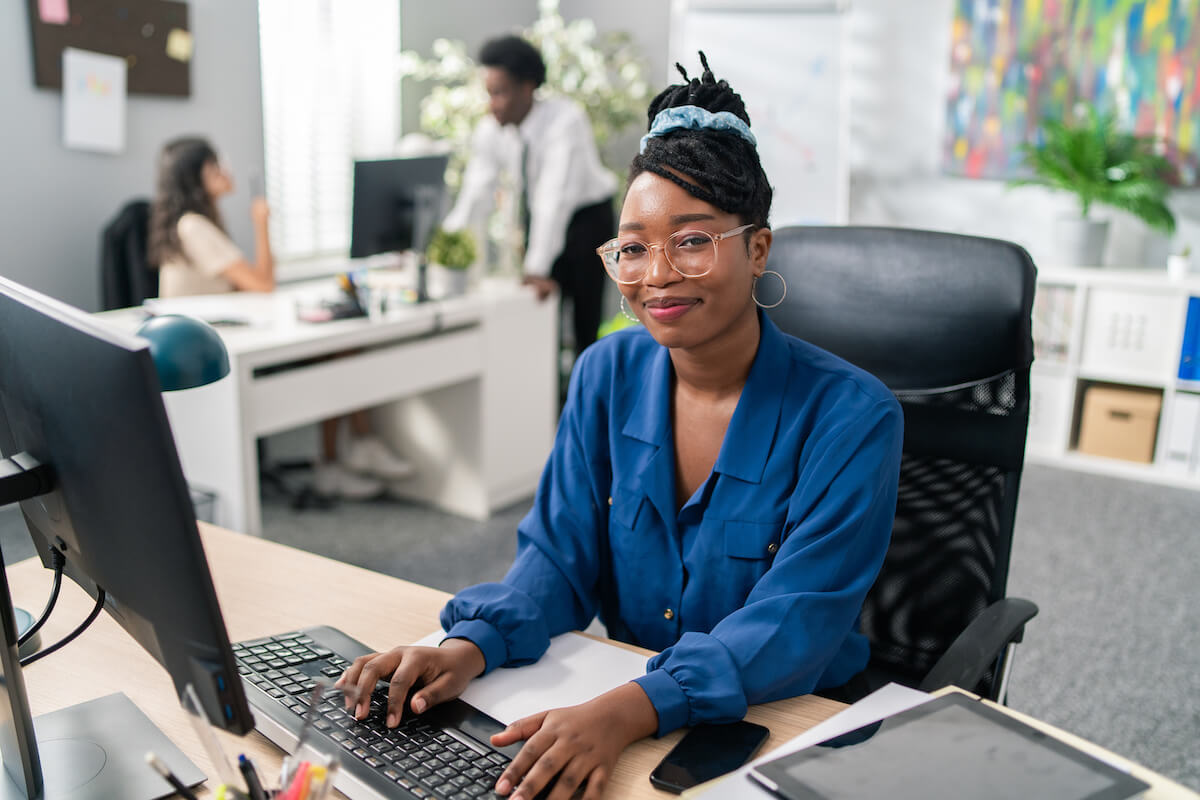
[0,0,264,311]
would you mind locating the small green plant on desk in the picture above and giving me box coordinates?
[427,228,477,271]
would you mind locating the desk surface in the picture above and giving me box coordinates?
[7,524,843,799]
[10,525,1193,799]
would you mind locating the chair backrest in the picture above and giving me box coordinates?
[765,226,1036,693]
[100,199,157,310]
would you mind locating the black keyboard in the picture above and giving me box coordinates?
[234,626,518,800]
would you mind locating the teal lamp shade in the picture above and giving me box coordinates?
[136,314,231,391]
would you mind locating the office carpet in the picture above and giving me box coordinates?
[1,463,1196,789]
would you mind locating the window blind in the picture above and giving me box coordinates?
[258,0,399,261]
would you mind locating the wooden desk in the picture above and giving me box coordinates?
[97,276,558,535]
[7,524,843,799]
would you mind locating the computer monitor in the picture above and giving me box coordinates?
[0,276,254,798]
[349,155,449,259]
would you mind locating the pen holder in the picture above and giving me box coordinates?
[274,680,342,800]
[183,680,341,800]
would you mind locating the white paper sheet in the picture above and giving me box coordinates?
[411,630,649,725]
[684,683,934,798]
[143,294,277,327]
[62,48,126,154]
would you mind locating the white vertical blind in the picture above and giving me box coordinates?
[258,0,400,260]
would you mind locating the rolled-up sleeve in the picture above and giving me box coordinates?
[635,399,902,735]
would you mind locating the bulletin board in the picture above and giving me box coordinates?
[26,0,191,96]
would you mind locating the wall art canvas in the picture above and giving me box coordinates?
[945,0,1199,185]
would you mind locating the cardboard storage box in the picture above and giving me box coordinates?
[1077,385,1162,463]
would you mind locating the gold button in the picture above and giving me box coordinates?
[767,542,779,554]
[607,496,613,506]
[663,608,675,620]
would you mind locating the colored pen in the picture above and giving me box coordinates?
[238,754,268,800]
[145,751,200,800]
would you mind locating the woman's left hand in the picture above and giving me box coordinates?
[491,682,659,800]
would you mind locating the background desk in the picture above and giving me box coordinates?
[100,277,558,535]
[7,524,844,799]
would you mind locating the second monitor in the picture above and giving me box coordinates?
[349,155,449,260]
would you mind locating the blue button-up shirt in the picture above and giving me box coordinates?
[442,312,902,736]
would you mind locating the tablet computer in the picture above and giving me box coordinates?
[748,694,1148,800]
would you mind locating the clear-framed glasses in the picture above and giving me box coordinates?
[596,223,756,284]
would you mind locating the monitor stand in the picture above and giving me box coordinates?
[0,458,205,799]
[0,694,205,800]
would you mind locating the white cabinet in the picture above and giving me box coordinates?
[1027,267,1200,488]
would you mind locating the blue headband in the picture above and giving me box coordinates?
[639,105,758,154]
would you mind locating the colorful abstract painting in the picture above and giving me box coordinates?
[944,0,1200,185]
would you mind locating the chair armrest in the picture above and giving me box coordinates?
[919,597,1038,695]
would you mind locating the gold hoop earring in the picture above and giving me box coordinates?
[752,270,787,309]
[620,295,640,323]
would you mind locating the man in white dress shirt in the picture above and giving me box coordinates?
[442,35,617,355]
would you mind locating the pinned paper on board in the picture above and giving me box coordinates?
[38,0,69,25]
[165,28,192,62]
[62,47,127,154]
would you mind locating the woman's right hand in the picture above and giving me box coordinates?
[250,196,271,228]
[335,637,486,727]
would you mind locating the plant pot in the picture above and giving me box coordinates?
[1167,254,1191,281]
[1054,216,1109,266]
[433,265,470,297]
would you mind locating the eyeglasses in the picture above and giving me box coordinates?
[596,224,756,284]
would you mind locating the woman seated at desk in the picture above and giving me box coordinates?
[148,136,413,499]
[339,57,904,800]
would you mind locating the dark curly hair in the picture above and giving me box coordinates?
[147,136,224,267]
[629,53,772,232]
[479,35,546,87]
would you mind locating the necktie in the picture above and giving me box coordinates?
[519,137,531,251]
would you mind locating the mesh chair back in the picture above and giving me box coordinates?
[765,226,1036,695]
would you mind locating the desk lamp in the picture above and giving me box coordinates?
[135,313,231,391]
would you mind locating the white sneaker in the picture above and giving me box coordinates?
[313,462,384,500]
[341,436,415,481]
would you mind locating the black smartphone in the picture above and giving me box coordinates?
[649,720,770,794]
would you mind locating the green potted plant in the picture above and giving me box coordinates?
[426,228,477,296]
[1010,108,1176,266]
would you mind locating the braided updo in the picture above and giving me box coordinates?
[629,53,772,231]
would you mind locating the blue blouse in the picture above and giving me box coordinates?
[441,312,903,736]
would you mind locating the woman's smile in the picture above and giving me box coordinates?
[643,295,700,321]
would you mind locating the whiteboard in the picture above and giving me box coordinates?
[669,1,849,226]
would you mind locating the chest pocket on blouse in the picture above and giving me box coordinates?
[723,520,783,560]
[609,487,646,533]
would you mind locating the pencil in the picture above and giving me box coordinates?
[145,751,200,800]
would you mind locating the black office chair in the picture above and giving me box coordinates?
[100,199,158,310]
[765,226,1039,703]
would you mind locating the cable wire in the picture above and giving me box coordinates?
[17,549,65,647]
[20,587,106,668]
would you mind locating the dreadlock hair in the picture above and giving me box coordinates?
[148,136,224,268]
[629,53,772,233]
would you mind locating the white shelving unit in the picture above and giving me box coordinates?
[1027,266,1200,489]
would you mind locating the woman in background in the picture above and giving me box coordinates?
[149,136,412,499]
